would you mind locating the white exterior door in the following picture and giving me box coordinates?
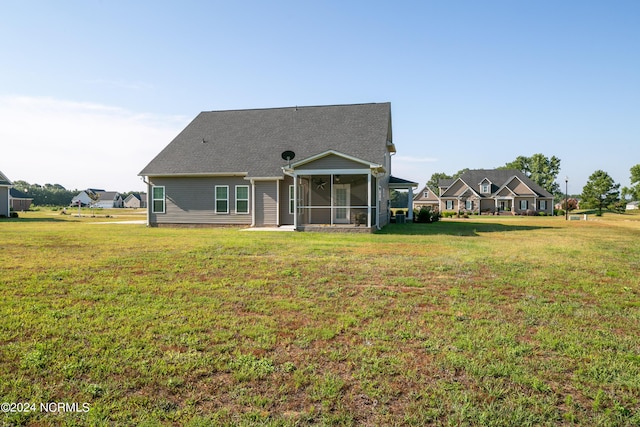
[333,184,350,224]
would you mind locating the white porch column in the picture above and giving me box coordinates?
[367,172,372,228]
[407,186,413,220]
[293,174,298,229]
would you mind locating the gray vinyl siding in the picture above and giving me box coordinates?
[254,181,278,226]
[147,176,252,226]
[0,187,9,216]
[296,154,369,170]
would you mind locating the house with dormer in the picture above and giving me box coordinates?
[439,169,554,215]
[139,103,417,230]
[412,184,440,211]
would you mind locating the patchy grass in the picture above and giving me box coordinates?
[1,210,639,425]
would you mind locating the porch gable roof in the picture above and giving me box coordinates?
[286,149,383,172]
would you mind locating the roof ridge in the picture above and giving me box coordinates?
[201,102,390,114]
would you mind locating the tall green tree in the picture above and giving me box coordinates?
[425,169,469,194]
[621,164,640,201]
[581,170,620,215]
[500,153,561,196]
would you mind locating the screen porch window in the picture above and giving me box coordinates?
[151,186,165,213]
[215,186,229,213]
[289,185,295,214]
[236,186,249,214]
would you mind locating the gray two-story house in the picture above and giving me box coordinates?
[139,103,415,231]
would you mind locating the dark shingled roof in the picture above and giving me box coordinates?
[140,103,392,178]
[0,170,12,186]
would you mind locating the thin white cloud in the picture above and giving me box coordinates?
[0,95,188,191]
[393,155,438,163]
[83,79,155,91]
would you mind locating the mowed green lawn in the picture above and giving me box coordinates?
[1,210,639,426]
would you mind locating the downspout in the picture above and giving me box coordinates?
[250,179,256,227]
[367,171,372,228]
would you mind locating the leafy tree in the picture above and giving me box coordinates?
[426,172,452,194]
[500,153,561,196]
[621,164,640,201]
[560,198,579,213]
[580,170,620,215]
[12,181,77,206]
[390,189,408,208]
[425,169,469,194]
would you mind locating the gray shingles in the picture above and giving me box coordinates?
[0,170,11,186]
[139,103,392,178]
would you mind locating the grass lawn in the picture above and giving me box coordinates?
[1,210,639,426]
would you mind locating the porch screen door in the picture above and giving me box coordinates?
[333,184,350,224]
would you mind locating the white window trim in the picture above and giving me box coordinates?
[465,200,473,210]
[539,200,547,210]
[520,200,528,210]
[215,185,229,214]
[481,184,490,193]
[235,185,249,214]
[151,186,165,214]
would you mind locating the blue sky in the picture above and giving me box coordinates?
[1,1,638,193]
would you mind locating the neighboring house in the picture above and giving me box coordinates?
[71,189,123,208]
[9,188,33,211]
[139,102,417,230]
[439,169,554,215]
[124,193,147,208]
[93,191,124,208]
[71,189,104,207]
[0,170,11,217]
[626,201,639,210]
[412,184,440,211]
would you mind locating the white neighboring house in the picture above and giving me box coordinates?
[626,201,639,210]
[71,189,123,208]
[93,191,124,208]
[0,170,11,217]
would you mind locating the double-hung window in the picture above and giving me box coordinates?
[236,186,249,214]
[465,200,473,210]
[215,186,229,214]
[520,200,528,210]
[539,200,547,210]
[446,200,454,210]
[152,186,165,213]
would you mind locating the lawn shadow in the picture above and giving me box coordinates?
[377,221,556,236]
[0,216,70,223]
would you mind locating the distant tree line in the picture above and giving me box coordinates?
[12,181,144,207]
[12,181,77,206]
